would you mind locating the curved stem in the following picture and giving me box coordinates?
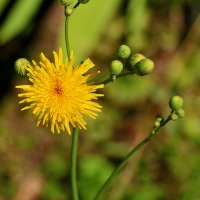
[71,127,79,200]
[65,10,79,200]
[93,117,171,200]
[93,137,151,200]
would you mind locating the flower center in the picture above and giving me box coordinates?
[54,81,63,95]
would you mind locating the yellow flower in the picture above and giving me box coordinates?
[16,48,104,134]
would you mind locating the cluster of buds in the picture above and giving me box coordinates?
[60,0,73,6]
[60,0,90,16]
[60,0,74,16]
[151,95,185,135]
[154,115,165,128]
[169,95,185,120]
[109,44,155,80]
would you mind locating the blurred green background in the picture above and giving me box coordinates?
[0,0,200,199]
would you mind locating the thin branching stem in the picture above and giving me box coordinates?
[93,116,171,200]
[100,71,134,85]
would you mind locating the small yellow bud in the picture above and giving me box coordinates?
[154,116,164,127]
[127,53,145,71]
[154,121,160,127]
[171,113,179,121]
[176,108,185,118]
[65,7,74,16]
[135,58,154,76]
[15,58,30,76]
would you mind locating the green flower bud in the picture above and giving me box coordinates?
[154,116,164,127]
[60,0,73,6]
[176,108,185,118]
[127,53,145,71]
[154,121,160,127]
[110,60,123,77]
[169,95,184,111]
[78,0,90,4]
[135,58,154,76]
[65,7,73,16]
[171,113,179,121]
[118,45,131,59]
[15,58,30,76]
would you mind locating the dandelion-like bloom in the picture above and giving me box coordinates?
[16,48,104,134]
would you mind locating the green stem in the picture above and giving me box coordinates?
[93,117,171,200]
[74,2,81,9]
[100,71,134,85]
[93,137,151,200]
[65,9,79,200]
[65,15,71,58]
[70,127,79,200]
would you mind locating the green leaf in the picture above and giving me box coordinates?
[0,0,9,13]
[0,0,43,45]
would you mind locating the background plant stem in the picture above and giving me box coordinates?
[65,12,79,200]
[70,127,79,200]
[93,116,171,200]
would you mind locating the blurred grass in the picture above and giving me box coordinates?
[0,0,9,13]
[0,0,200,200]
[0,0,44,45]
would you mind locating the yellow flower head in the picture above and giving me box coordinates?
[16,48,104,134]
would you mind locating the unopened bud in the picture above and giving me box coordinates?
[65,7,73,16]
[176,108,185,118]
[154,116,164,127]
[118,45,131,59]
[127,53,145,71]
[15,58,30,76]
[135,58,154,76]
[60,0,73,6]
[110,60,123,77]
[171,113,179,121]
[169,95,184,112]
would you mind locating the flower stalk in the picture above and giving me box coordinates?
[65,9,79,200]
[100,71,134,85]
[70,127,79,200]
[65,15,71,57]
[93,115,172,200]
